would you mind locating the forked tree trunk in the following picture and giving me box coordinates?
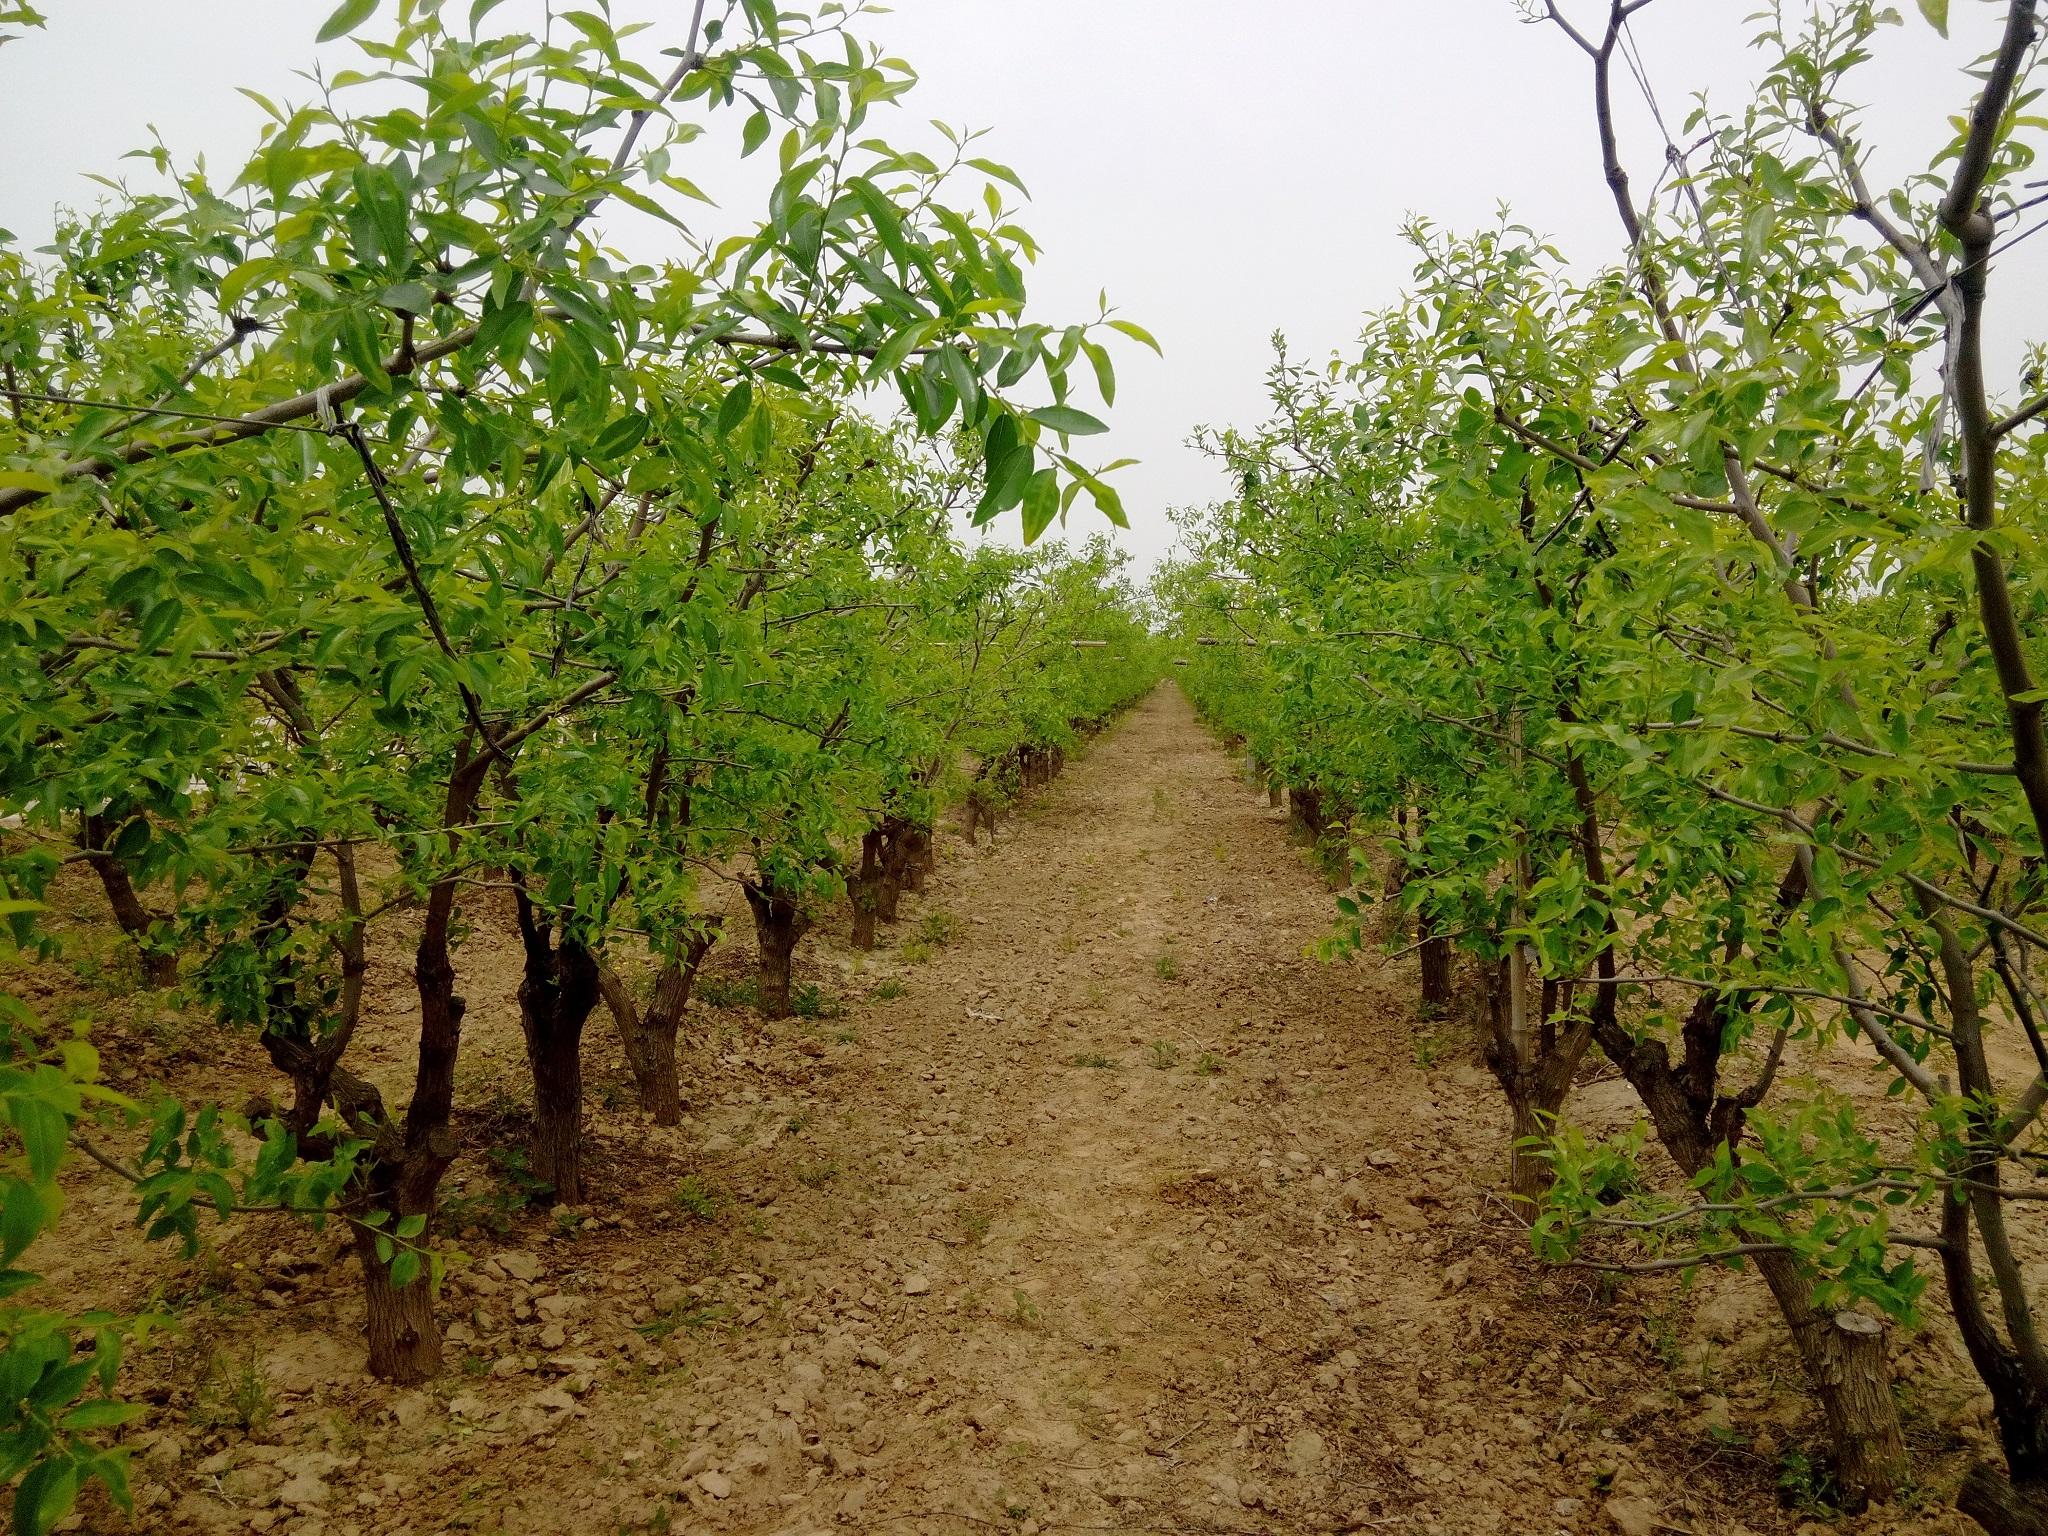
[1483,956,1592,1216]
[967,791,997,846]
[354,1220,440,1385]
[1603,1002,1908,1508]
[517,934,600,1205]
[745,880,812,1020]
[598,929,716,1127]
[79,809,177,987]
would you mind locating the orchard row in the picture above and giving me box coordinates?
[1162,5,2048,1532]
[0,2,1152,1527]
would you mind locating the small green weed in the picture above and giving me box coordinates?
[672,1175,724,1222]
[636,1300,732,1341]
[795,1158,840,1188]
[791,983,843,1019]
[869,979,908,1002]
[1776,1444,1842,1516]
[1154,952,1180,981]
[1193,1052,1224,1076]
[1148,1040,1181,1070]
[696,975,757,1010]
[1069,1052,1118,1069]
[189,1348,274,1433]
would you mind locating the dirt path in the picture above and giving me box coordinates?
[130,685,1970,1536]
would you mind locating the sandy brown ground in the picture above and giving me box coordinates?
[25,685,2000,1535]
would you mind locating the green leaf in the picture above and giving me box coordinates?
[13,1458,76,1536]
[57,1400,144,1431]
[1915,0,1947,34]
[316,0,378,43]
[1021,467,1060,543]
[588,411,649,463]
[1107,318,1162,355]
[741,110,770,159]
[716,377,754,438]
[1026,405,1109,438]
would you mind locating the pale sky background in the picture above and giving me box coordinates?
[1,2,2035,576]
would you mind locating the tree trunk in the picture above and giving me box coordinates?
[1961,1466,2048,1536]
[1288,786,1324,840]
[875,818,915,923]
[850,829,885,950]
[1506,1081,1569,1209]
[598,932,713,1127]
[1484,956,1591,1219]
[79,809,176,987]
[517,936,600,1205]
[1602,1009,1908,1509]
[1419,929,1453,1013]
[354,1218,440,1384]
[1267,783,1282,809]
[1752,1250,1908,1508]
[904,827,933,893]
[746,880,812,1020]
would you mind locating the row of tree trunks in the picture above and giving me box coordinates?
[965,734,1086,847]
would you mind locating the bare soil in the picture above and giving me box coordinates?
[25,686,1997,1535]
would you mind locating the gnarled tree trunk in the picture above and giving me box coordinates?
[599,928,716,1127]
[745,879,812,1020]
[515,918,601,1205]
[875,817,917,924]
[849,829,889,948]
[1483,958,1591,1212]
[1288,785,1324,841]
[903,826,933,893]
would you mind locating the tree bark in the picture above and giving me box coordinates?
[875,817,915,923]
[904,826,933,892]
[599,952,715,1128]
[1597,1005,1907,1508]
[1288,786,1324,840]
[745,879,812,1020]
[1419,929,1454,1013]
[354,1221,440,1385]
[516,934,599,1205]
[1961,1465,2048,1536]
[79,809,176,987]
[1752,1251,1909,1509]
[849,829,884,950]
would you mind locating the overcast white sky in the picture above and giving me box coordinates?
[0,3,2033,574]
